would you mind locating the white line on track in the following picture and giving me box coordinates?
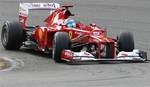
[0,57,24,72]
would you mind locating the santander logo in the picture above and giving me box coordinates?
[64,50,73,57]
[61,50,73,60]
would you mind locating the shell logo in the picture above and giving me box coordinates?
[69,31,72,39]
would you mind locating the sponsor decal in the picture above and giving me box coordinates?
[64,51,73,57]
[31,3,55,8]
[69,31,72,38]
[31,3,41,7]
[93,32,100,36]
[43,3,55,8]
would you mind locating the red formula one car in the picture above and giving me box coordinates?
[1,3,147,63]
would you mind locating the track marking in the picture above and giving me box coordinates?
[0,57,24,72]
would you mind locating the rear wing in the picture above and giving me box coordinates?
[19,3,60,28]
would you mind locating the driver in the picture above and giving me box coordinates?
[63,10,76,27]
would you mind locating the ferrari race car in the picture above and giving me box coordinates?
[1,3,147,63]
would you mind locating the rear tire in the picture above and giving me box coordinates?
[117,31,134,52]
[52,32,70,63]
[1,21,24,50]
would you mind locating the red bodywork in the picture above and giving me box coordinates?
[19,4,116,59]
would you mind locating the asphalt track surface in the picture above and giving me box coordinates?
[0,0,150,87]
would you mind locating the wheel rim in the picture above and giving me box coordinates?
[2,25,8,46]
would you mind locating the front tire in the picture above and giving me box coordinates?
[52,32,70,63]
[1,21,24,50]
[117,31,134,52]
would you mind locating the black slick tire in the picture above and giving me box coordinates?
[52,32,70,63]
[1,21,24,50]
[117,31,134,52]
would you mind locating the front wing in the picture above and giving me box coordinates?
[61,49,147,63]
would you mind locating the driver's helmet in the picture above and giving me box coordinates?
[64,18,76,27]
